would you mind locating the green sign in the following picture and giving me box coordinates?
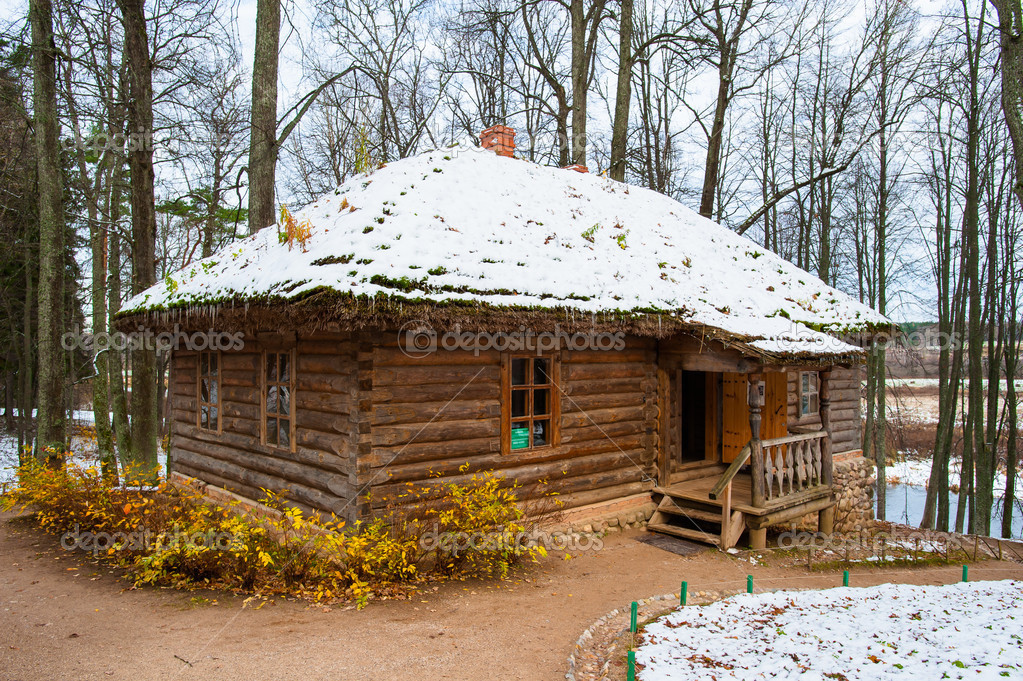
[511,427,530,450]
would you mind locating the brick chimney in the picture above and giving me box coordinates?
[562,164,588,173]
[480,125,516,158]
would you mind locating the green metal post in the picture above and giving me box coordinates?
[747,575,753,594]
[680,581,688,606]
[843,570,849,587]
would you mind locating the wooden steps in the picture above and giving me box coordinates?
[647,473,836,550]
[646,522,722,546]
[647,484,747,549]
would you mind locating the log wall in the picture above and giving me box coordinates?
[169,334,359,521]
[787,367,862,454]
[167,328,864,523]
[364,335,658,514]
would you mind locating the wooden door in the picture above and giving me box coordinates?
[721,371,788,462]
[721,373,749,463]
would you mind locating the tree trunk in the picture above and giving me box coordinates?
[30,0,66,464]
[1004,339,1019,538]
[570,0,587,166]
[991,0,1023,211]
[699,71,730,218]
[90,186,116,483]
[118,0,159,482]
[247,0,280,234]
[608,0,633,181]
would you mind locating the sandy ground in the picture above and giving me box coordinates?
[4,511,1023,681]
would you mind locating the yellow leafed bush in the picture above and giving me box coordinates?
[2,459,558,608]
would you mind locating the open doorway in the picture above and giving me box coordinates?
[677,370,719,465]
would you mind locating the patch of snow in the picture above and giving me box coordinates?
[888,456,1023,500]
[0,413,167,492]
[124,146,886,356]
[637,580,1023,680]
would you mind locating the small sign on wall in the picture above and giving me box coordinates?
[511,427,530,450]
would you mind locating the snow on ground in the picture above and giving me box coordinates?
[636,580,1023,681]
[0,412,167,492]
[889,378,1023,391]
[123,145,886,355]
[888,456,1023,500]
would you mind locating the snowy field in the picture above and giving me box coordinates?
[636,580,1023,680]
[888,456,1023,500]
[0,411,166,492]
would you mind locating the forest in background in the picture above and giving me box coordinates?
[1,0,1022,537]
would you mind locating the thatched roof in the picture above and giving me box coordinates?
[121,145,888,359]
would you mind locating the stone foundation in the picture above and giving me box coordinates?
[832,454,876,532]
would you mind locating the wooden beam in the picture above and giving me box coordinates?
[819,368,834,488]
[748,372,765,508]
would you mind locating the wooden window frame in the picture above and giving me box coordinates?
[501,353,560,455]
[197,350,222,433]
[798,370,820,418]
[261,348,297,452]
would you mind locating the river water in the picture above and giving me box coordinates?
[880,483,1023,540]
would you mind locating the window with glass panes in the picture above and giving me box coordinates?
[799,371,819,417]
[263,351,294,449]
[197,351,220,432]
[506,356,557,451]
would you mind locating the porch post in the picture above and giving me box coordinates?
[818,368,835,535]
[748,372,765,508]
[747,372,767,549]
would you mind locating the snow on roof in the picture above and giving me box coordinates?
[125,144,887,356]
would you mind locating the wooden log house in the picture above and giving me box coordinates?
[120,127,888,549]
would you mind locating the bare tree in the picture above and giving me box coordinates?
[30,0,66,462]
[989,0,1023,211]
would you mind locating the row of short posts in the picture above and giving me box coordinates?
[625,567,970,680]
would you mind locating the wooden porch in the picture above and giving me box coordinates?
[648,364,840,549]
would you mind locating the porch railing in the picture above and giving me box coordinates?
[759,431,829,502]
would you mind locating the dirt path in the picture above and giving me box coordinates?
[3,512,1022,681]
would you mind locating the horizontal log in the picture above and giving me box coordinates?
[373,346,503,367]
[172,449,344,514]
[300,374,356,394]
[370,450,647,508]
[364,436,501,468]
[371,417,499,446]
[561,404,646,430]
[176,425,351,477]
[560,420,647,444]
[297,428,351,458]
[563,362,646,381]
[296,392,353,415]
[375,433,648,484]
[562,376,651,397]
[174,437,350,500]
[295,339,358,355]
[371,400,499,427]
[372,382,496,404]
[222,386,260,405]
[171,461,328,521]
[562,391,646,413]
[373,364,501,387]
[296,354,356,375]
[295,409,351,435]
[550,480,650,512]
[561,347,651,364]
